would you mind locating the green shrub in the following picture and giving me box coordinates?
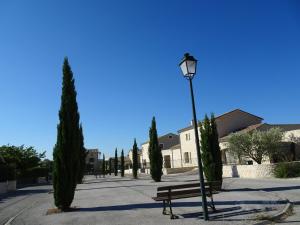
[274,162,300,178]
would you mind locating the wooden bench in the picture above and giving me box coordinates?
[152,182,217,219]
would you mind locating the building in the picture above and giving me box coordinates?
[178,109,264,166]
[85,149,100,171]
[139,109,300,173]
[128,148,141,168]
[140,133,180,170]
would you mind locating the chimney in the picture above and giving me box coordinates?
[190,120,194,126]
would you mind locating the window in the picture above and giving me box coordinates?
[159,143,164,149]
[185,133,191,141]
[184,152,190,163]
[89,158,95,163]
[168,135,172,139]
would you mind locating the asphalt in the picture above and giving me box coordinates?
[0,174,298,225]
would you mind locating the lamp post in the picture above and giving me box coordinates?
[179,53,209,221]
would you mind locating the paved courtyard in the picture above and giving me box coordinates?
[0,173,299,225]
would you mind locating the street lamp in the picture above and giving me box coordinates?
[179,53,209,221]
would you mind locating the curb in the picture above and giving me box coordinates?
[253,199,293,225]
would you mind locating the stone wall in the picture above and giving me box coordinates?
[223,161,300,178]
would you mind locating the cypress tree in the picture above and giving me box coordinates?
[200,115,214,182]
[148,117,163,182]
[77,125,87,184]
[108,158,112,175]
[121,149,125,177]
[53,58,81,211]
[114,148,118,176]
[210,114,223,186]
[102,154,105,177]
[132,139,138,179]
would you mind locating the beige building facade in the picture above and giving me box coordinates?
[138,109,300,173]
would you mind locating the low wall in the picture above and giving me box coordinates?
[0,180,17,194]
[124,169,141,175]
[223,162,300,178]
[0,182,7,194]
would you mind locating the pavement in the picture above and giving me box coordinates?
[0,173,299,225]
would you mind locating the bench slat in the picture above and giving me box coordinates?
[157,182,210,191]
[153,192,203,201]
[157,188,211,198]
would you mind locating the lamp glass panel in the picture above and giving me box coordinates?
[186,60,196,75]
[180,62,188,76]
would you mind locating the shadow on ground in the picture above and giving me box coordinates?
[76,184,154,191]
[0,188,50,204]
[76,199,282,212]
[227,185,300,193]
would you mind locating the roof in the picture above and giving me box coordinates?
[170,144,181,150]
[178,109,263,133]
[219,123,264,142]
[86,148,99,152]
[215,109,263,120]
[141,133,178,145]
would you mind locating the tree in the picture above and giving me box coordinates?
[0,145,45,175]
[121,149,125,177]
[132,139,138,179]
[77,125,87,184]
[53,58,82,211]
[200,115,214,182]
[228,128,283,164]
[114,148,118,176]
[102,154,106,177]
[148,117,163,182]
[210,114,223,185]
[108,158,112,175]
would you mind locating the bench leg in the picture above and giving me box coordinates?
[162,200,167,215]
[209,196,216,211]
[168,200,178,219]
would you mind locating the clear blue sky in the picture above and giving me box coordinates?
[0,0,299,159]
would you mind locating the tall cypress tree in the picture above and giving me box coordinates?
[200,115,214,182]
[77,125,87,184]
[210,114,223,186]
[108,158,112,175]
[121,149,125,177]
[102,154,105,177]
[132,139,138,179]
[148,117,163,182]
[114,148,118,176]
[53,58,81,211]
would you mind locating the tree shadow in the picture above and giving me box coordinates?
[83,178,135,184]
[227,185,300,193]
[75,199,284,213]
[76,184,154,191]
[0,188,50,204]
